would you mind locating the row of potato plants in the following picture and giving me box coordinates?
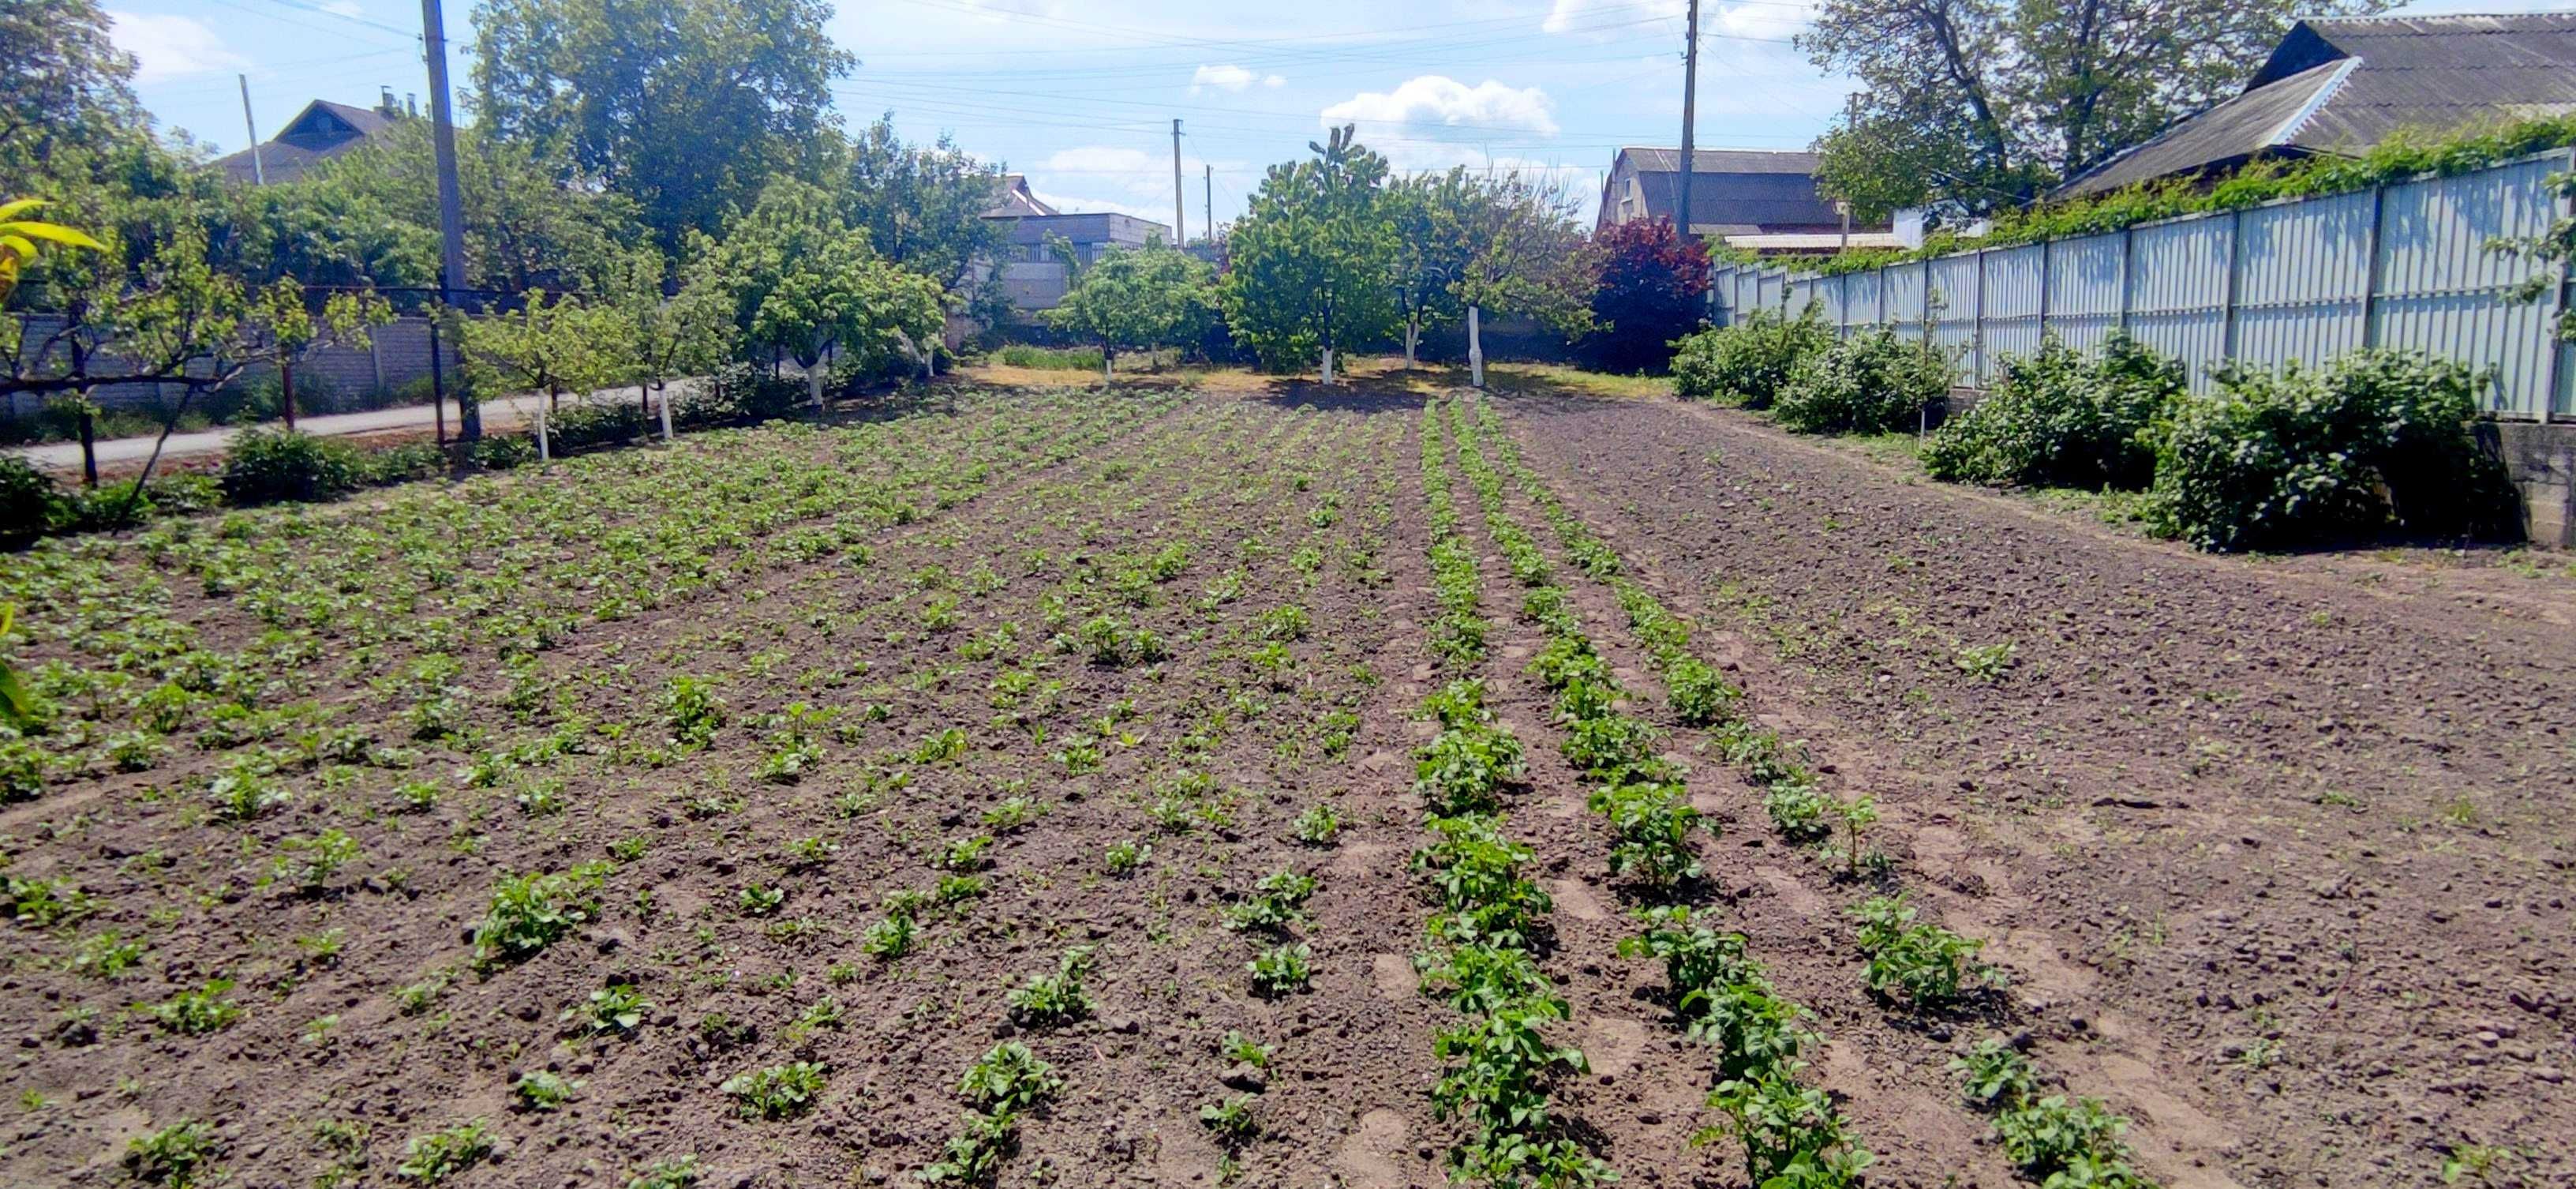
[0,393,1206,1187]
[803,399,1387,1180]
[1468,397,2159,1189]
[1448,397,1874,1187]
[1407,399,1611,1189]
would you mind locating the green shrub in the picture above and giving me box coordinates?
[1672,309,1836,408]
[219,429,367,505]
[470,435,537,471]
[997,344,1106,370]
[1922,333,2181,489]
[0,456,64,548]
[2144,349,2513,552]
[676,364,805,429]
[367,441,449,484]
[1774,328,1952,435]
[543,398,652,453]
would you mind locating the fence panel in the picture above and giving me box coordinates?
[1929,254,1981,377]
[2125,216,2232,392]
[2233,187,2372,375]
[2048,232,2126,354]
[1981,243,2046,383]
[1845,268,1882,339]
[2375,156,2563,418]
[1883,261,1926,338]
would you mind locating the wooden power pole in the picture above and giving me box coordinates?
[421,0,477,440]
[1677,0,1699,243]
[1171,118,1185,246]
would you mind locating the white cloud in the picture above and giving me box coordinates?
[1321,76,1558,136]
[1544,0,1683,35]
[108,10,250,84]
[317,0,365,17]
[1709,0,1813,43]
[1190,66,1288,94]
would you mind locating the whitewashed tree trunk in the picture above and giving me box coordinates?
[535,403,552,462]
[807,362,826,411]
[1104,348,1114,381]
[1320,347,1335,385]
[656,379,674,443]
[1468,306,1486,388]
[1404,316,1419,368]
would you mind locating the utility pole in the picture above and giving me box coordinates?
[421,0,477,440]
[1171,118,1186,246]
[238,76,266,186]
[1676,0,1699,243]
[1204,163,1213,246]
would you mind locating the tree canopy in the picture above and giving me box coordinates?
[1044,246,1218,372]
[1801,0,2385,219]
[687,178,945,403]
[470,0,854,248]
[1222,126,1399,375]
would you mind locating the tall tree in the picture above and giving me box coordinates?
[1386,170,1475,369]
[1802,0,2385,219]
[0,0,144,173]
[1043,246,1217,377]
[841,114,1010,326]
[470,0,853,248]
[302,122,644,297]
[688,177,944,407]
[1222,126,1398,380]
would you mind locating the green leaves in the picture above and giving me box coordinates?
[471,863,612,971]
[1848,895,1998,1009]
[1222,125,1402,371]
[1045,246,1219,366]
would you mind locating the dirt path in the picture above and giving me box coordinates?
[1488,392,2575,1189]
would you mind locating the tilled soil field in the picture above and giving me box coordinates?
[0,382,2566,1189]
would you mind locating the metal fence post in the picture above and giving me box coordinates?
[2361,183,2387,352]
[2117,225,2133,335]
[2542,147,2575,422]
[1878,264,1889,327]
[1973,249,1988,384]
[2036,238,2053,348]
[2222,208,2245,360]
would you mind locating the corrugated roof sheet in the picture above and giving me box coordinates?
[1618,147,1822,174]
[2058,13,2576,199]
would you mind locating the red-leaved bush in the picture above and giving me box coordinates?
[1582,218,1710,373]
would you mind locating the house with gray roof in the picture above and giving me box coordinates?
[978,174,1174,312]
[2056,13,2576,199]
[212,92,411,186]
[1596,146,1900,253]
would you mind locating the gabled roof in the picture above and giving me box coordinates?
[981,174,1058,219]
[1615,147,1822,175]
[1601,146,1848,234]
[2057,13,2576,198]
[212,99,403,186]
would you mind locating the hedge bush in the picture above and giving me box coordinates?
[1774,328,1953,435]
[542,399,653,454]
[2,457,62,549]
[1921,333,2181,489]
[2144,350,2513,551]
[218,429,371,506]
[1671,309,1835,409]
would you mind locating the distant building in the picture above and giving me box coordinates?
[212,92,411,186]
[1595,147,1898,255]
[978,174,1174,313]
[2055,13,2576,199]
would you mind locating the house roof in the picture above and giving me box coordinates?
[212,99,402,185]
[1603,146,1851,234]
[1615,147,1823,175]
[982,174,1058,219]
[2057,13,2576,198]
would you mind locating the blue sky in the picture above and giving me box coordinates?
[109,0,2556,234]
